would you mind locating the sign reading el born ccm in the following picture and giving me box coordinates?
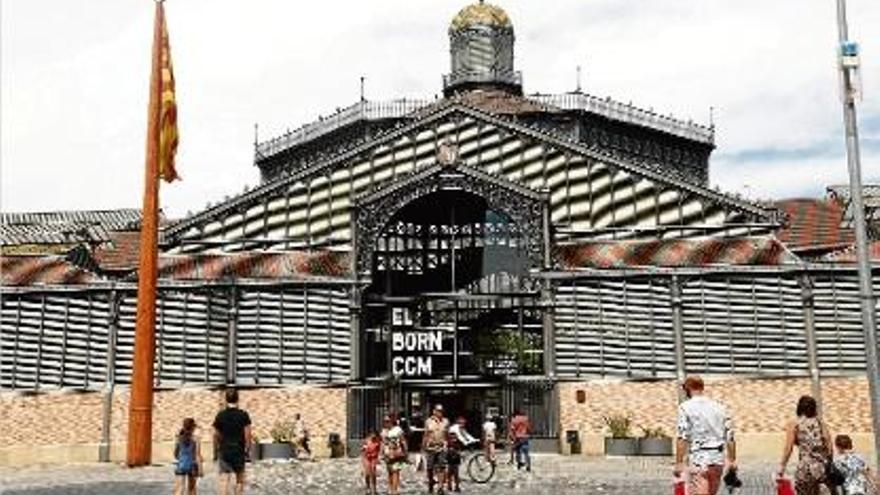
[391,330,444,377]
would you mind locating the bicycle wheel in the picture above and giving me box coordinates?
[466,452,495,484]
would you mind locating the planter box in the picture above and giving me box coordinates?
[248,443,262,462]
[260,443,292,460]
[638,437,673,456]
[604,437,639,456]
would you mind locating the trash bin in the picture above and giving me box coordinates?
[566,430,581,455]
[328,432,344,458]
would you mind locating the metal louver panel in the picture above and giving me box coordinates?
[1,291,110,390]
[811,273,876,373]
[554,277,676,378]
[234,286,350,385]
[680,275,808,375]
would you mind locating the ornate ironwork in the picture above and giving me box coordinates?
[355,164,546,273]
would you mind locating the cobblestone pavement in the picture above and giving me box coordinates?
[0,455,780,495]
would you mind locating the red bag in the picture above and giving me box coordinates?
[673,477,687,495]
[776,477,796,495]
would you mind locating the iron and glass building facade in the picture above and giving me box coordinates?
[2,2,878,452]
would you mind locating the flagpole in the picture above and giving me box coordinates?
[127,0,164,467]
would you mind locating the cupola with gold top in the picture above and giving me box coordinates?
[443,1,522,96]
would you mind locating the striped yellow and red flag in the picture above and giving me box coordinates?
[154,0,178,182]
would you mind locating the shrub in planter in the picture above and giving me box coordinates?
[638,427,673,456]
[603,414,638,456]
[262,421,294,460]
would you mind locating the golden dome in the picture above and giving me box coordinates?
[450,1,512,31]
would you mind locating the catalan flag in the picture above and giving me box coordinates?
[154,0,179,183]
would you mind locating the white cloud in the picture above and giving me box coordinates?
[1,0,878,217]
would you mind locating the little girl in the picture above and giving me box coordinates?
[833,434,878,495]
[173,418,202,495]
[361,430,381,495]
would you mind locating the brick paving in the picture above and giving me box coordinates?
[0,455,782,495]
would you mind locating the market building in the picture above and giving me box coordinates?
[1,2,878,463]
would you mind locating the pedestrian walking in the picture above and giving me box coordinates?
[173,418,203,495]
[447,416,479,492]
[833,434,878,495]
[361,430,381,495]
[381,415,407,495]
[423,404,450,494]
[293,413,311,460]
[508,410,531,472]
[482,413,497,464]
[778,395,834,495]
[213,389,252,495]
[674,376,737,495]
[405,406,426,472]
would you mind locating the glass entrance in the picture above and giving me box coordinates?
[361,190,544,381]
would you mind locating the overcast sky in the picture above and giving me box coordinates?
[2,0,878,218]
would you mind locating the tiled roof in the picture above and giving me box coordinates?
[555,236,800,269]
[93,230,142,271]
[151,250,351,281]
[1,256,102,286]
[774,199,853,252]
[821,240,880,264]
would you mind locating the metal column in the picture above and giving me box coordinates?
[799,274,823,411]
[99,289,121,463]
[835,0,880,468]
[670,275,686,402]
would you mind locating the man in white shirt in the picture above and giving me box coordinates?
[674,376,737,495]
[482,414,498,464]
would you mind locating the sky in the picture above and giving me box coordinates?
[1,0,878,218]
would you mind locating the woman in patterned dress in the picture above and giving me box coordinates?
[381,415,407,495]
[778,395,834,495]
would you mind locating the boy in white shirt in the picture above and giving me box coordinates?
[482,414,498,464]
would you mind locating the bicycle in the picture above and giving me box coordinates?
[462,442,496,484]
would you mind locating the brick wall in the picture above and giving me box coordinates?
[0,391,106,446]
[0,385,347,465]
[558,376,875,458]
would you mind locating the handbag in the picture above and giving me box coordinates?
[817,420,845,487]
[776,476,796,495]
[673,476,687,495]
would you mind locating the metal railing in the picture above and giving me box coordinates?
[529,93,715,145]
[255,99,433,160]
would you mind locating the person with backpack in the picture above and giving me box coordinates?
[173,417,203,495]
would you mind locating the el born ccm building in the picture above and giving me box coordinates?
[1,2,878,461]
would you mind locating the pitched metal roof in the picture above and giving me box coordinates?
[170,102,775,242]
[0,208,152,247]
[0,222,111,247]
[0,208,144,230]
[254,93,714,162]
[556,236,800,269]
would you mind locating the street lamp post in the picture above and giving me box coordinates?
[834,0,880,469]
